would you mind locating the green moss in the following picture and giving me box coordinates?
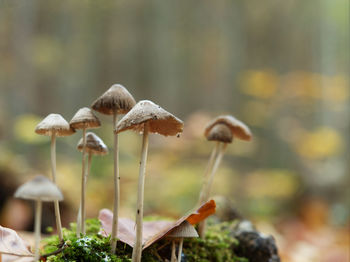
[42,219,247,262]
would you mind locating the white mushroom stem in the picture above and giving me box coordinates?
[111,111,120,253]
[178,238,184,262]
[76,152,91,237]
[34,200,42,261]
[50,133,63,241]
[198,142,228,238]
[80,128,87,235]
[198,142,220,206]
[171,240,176,262]
[131,123,149,262]
[76,205,81,237]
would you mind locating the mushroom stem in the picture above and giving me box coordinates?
[111,111,120,253]
[131,123,149,262]
[87,153,92,182]
[170,240,176,262]
[204,142,227,199]
[198,142,219,205]
[34,200,42,261]
[76,205,81,237]
[178,238,184,262]
[80,128,87,235]
[76,151,91,237]
[198,142,228,238]
[50,133,63,241]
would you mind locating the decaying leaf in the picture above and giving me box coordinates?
[99,199,216,249]
[0,226,33,261]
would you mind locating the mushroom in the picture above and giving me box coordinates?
[76,132,108,236]
[14,175,63,261]
[166,221,199,262]
[91,84,136,252]
[35,114,75,241]
[70,107,101,235]
[198,115,252,237]
[115,100,184,262]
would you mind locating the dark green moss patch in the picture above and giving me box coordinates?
[42,219,247,262]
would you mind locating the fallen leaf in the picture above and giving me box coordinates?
[0,225,34,262]
[99,199,216,249]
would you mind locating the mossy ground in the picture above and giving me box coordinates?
[42,219,247,262]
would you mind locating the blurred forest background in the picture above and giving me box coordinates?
[0,1,349,261]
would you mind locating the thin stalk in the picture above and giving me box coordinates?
[198,142,228,238]
[111,111,120,253]
[51,133,63,241]
[205,143,227,198]
[131,123,149,262]
[178,238,184,262]
[87,153,92,182]
[80,128,87,235]
[77,153,92,237]
[76,205,81,237]
[170,240,176,262]
[198,142,220,205]
[34,200,42,261]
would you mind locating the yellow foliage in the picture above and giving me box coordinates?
[242,100,270,126]
[323,75,349,103]
[283,72,322,99]
[14,114,45,144]
[240,70,279,99]
[296,127,342,159]
[244,169,298,198]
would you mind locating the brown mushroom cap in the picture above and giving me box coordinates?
[14,175,63,202]
[207,123,233,143]
[204,115,252,141]
[166,221,199,238]
[35,114,75,137]
[91,84,136,115]
[115,100,184,136]
[70,107,101,129]
[77,132,108,155]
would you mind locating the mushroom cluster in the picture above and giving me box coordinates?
[13,85,251,261]
[198,115,252,237]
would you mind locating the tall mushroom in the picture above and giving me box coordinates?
[70,107,101,235]
[166,221,199,262]
[115,100,184,262]
[76,132,108,236]
[35,114,75,241]
[14,175,63,261]
[91,84,136,252]
[198,115,252,237]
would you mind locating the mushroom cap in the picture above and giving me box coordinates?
[91,84,136,115]
[115,100,184,136]
[204,115,252,141]
[166,221,199,238]
[35,114,75,137]
[14,175,63,202]
[207,123,233,143]
[77,132,108,155]
[70,107,101,129]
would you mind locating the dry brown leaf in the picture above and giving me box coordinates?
[99,200,216,249]
[0,226,33,262]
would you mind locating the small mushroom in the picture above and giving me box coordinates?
[70,107,101,235]
[14,175,63,261]
[35,114,75,241]
[76,132,108,236]
[198,115,252,237]
[91,84,136,253]
[166,221,199,262]
[115,100,183,262]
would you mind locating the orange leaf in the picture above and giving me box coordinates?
[99,199,216,249]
